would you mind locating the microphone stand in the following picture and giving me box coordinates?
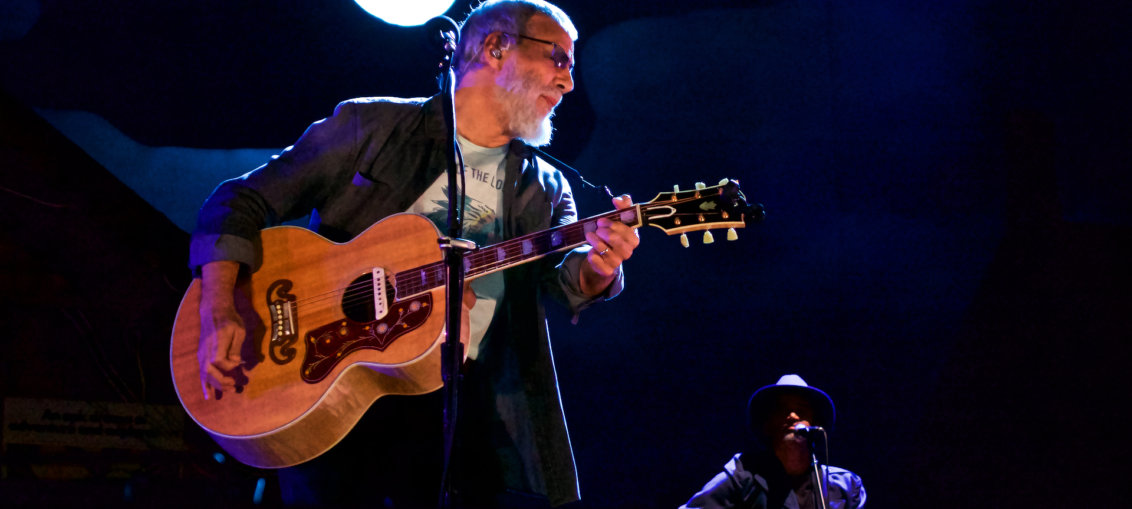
[428,17,473,509]
[808,444,829,509]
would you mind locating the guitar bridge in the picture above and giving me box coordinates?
[269,295,297,346]
[265,279,300,365]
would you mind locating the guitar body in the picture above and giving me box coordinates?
[170,178,761,469]
[170,214,454,468]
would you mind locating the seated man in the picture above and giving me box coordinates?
[680,374,866,509]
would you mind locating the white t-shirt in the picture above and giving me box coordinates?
[405,135,507,359]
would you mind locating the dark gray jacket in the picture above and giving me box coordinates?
[681,452,866,509]
[190,95,622,505]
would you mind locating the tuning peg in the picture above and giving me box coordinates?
[695,182,706,190]
[673,184,680,192]
[703,231,714,244]
[680,233,690,248]
[727,228,738,241]
[718,178,730,186]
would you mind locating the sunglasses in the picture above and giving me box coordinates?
[502,32,574,72]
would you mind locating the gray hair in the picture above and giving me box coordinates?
[453,0,578,81]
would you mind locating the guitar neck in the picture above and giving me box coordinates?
[391,207,640,299]
[390,178,759,299]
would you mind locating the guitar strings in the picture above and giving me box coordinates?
[276,209,625,315]
[269,193,725,319]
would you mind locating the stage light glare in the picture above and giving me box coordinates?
[354,0,456,27]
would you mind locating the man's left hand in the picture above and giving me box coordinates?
[581,194,640,295]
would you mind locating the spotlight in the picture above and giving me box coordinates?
[354,0,456,27]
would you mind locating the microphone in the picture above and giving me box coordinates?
[422,15,460,52]
[790,425,825,436]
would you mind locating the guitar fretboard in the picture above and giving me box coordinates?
[392,208,634,299]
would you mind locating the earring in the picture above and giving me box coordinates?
[490,49,502,59]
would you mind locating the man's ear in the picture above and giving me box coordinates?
[481,32,509,68]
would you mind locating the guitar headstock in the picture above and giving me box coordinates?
[638,178,765,246]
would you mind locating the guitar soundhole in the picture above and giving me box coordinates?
[342,273,376,322]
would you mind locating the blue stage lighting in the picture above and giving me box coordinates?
[354,0,456,27]
[253,477,266,504]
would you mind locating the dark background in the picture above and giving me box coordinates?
[2,0,1129,507]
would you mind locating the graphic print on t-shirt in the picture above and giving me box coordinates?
[405,137,508,360]
[418,184,503,248]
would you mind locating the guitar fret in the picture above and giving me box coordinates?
[392,210,638,299]
[395,220,583,297]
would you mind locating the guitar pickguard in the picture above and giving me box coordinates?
[300,294,433,383]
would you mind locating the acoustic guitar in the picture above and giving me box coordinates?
[170,179,762,468]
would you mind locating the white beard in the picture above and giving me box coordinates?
[495,64,556,147]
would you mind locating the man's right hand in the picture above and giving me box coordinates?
[198,260,246,400]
